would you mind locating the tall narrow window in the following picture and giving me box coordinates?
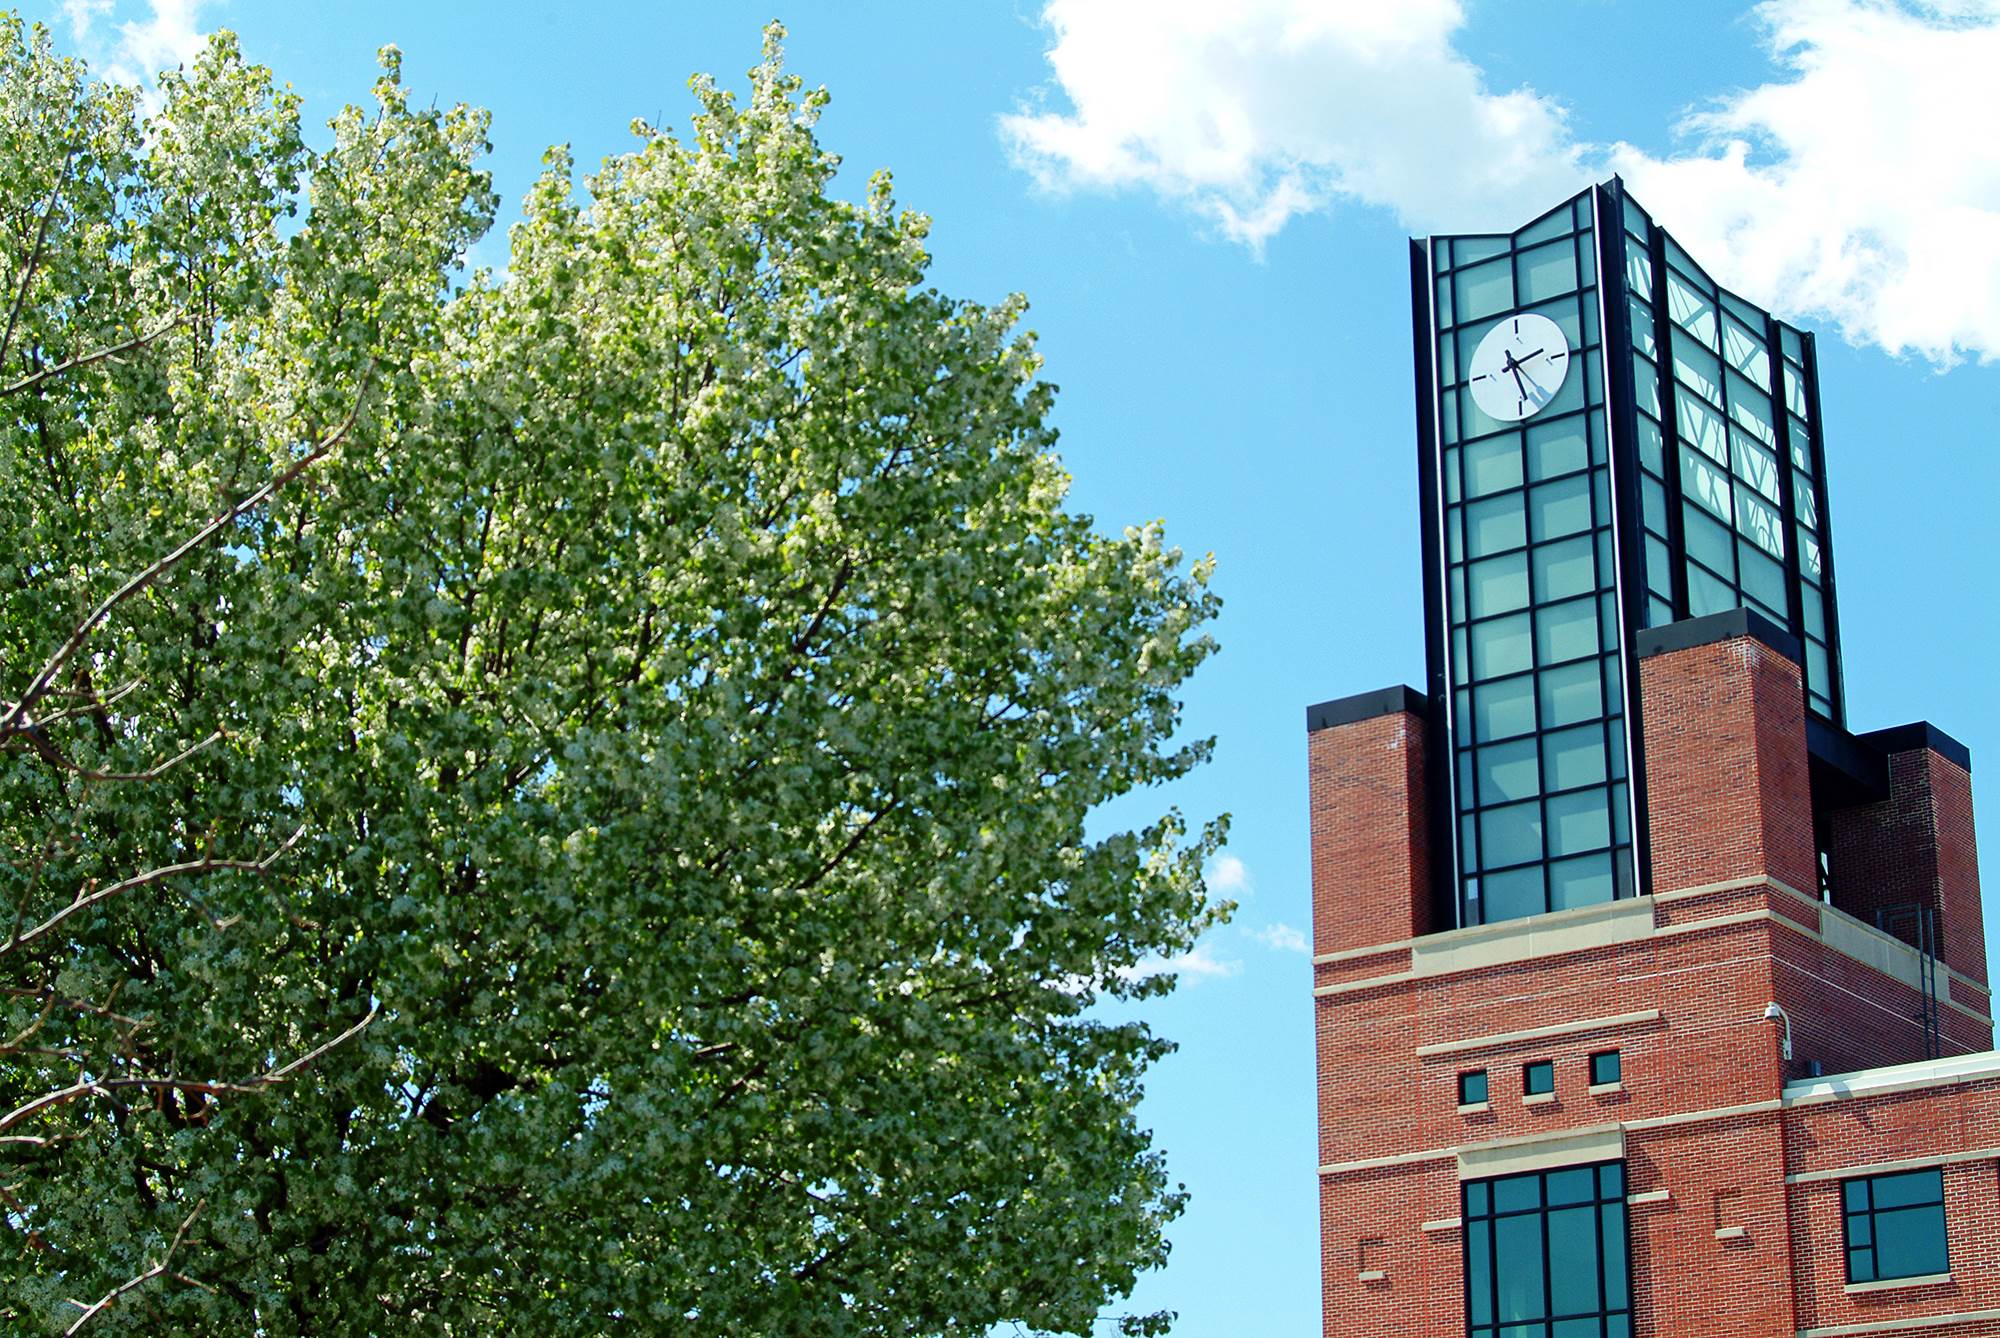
[1463,1161,1630,1337]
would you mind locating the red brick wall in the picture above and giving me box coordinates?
[1307,707,1431,958]
[1785,1079,2000,1335]
[1639,636,1817,897]
[1826,748,1989,986]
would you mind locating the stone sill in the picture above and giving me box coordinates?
[1589,1081,1624,1096]
[1523,1092,1556,1106]
[1846,1272,1951,1294]
[1457,1101,1491,1115]
[1714,1226,1747,1240]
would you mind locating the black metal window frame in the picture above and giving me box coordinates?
[1523,1059,1555,1096]
[1462,1159,1631,1338]
[1459,1069,1490,1106]
[1588,1049,1621,1086]
[1843,1167,1949,1284]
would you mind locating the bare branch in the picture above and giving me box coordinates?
[1,368,373,740]
[17,728,223,784]
[0,316,186,399]
[1,1005,378,1138]
[0,152,74,371]
[61,1197,204,1335]
[0,824,305,958]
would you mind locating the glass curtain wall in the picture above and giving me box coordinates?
[1429,190,1638,926]
[1617,193,1842,720]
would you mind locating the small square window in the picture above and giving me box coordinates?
[1523,1060,1555,1095]
[1590,1050,1622,1086]
[1459,1070,1489,1106]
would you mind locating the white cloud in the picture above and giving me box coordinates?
[1005,0,2000,364]
[61,0,211,105]
[1001,0,1588,248]
[1119,941,1242,984]
[1246,921,1310,954]
[1611,0,2000,364]
[1207,852,1253,896]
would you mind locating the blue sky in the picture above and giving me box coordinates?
[29,2,2000,1333]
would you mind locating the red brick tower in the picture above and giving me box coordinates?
[1312,184,1996,1337]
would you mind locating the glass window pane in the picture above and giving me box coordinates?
[1677,390,1728,465]
[1495,1215,1547,1323]
[1682,445,1733,524]
[1738,542,1787,612]
[1537,597,1600,665]
[1484,865,1545,921]
[1629,296,1656,358]
[1546,1168,1595,1207]
[1601,1210,1627,1307]
[1539,660,1601,728]
[1872,1170,1944,1210]
[1471,551,1533,618]
[1518,238,1578,304]
[1547,788,1611,855]
[1530,475,1593,543]
[1461,1070,1491,1105]
[1723,315,1770,389]
[1734,433,1781,501]
[1873,1205,1948,1278]
[1549,851,1615,909]
[1624,237,1652,302]
[1527,418,1590,481]
[1469,494,1529,557]
[1474,614,1535,680]
[1458,257,1516,324]
[1548,1207,1601,1313]
[1666,267,1717,348]
[1479,739,1542,805]
[1728,372,1776,446]
[1636,412,1664,474]
[1684,504,1735,575]
[1735,489,1784,562]
[1590,1051,1621,1086]
[1545,724,1608,790]
[1849,1247,1877,1284]
[1469,1219,1494,1323]
[1467,433,1526,497]
[1476,675,1537,742]
[1481,801,1543,868]
[1687,562,1737,618]
[1672,329,1724,404]
[1534,536,1596,603]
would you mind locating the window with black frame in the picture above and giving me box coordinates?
[1843,1168,1948,1283]
[1462,1160,1630,1338]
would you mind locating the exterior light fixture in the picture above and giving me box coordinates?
[1762,1002,1793,1060]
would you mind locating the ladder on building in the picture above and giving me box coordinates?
[1876,904,1942,1061]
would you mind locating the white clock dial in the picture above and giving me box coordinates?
[1466,313,1572,423]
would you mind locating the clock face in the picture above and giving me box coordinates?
[1467,314,1572,422]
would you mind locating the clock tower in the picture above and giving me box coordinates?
[1307,179,1996,1338]
[1408,179,1841,929]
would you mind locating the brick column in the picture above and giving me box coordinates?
[1634,611,1817,898]
[1306,687,1434,957]
[1825,726,1986,986]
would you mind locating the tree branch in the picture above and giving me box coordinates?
[0,824,305,958]
[1,1005,378,1138]
[0,152,73,371]
[1,367,372,740]
[1,316,186,399]
[61,1197,204,1335]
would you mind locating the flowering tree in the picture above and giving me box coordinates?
[1,19,1223,1336]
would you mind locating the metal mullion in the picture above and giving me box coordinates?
[1800,331,1845,724]
[1540,1170,1556,1331]
[1414,237,1462,926]
[1645,229,1691,621]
